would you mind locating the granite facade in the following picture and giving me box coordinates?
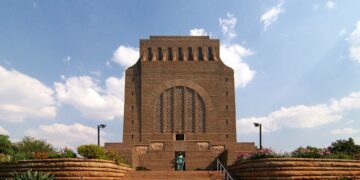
[105,36,256,170]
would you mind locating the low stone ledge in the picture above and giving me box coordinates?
[228,158,360,179]
[0,158,132,179]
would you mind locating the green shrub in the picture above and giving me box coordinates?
[48,148,77,159]
[104,150,128,165]
[77,144,129,165]
[325,152,354,160]
[48,153,62,158]
[0,153,12,164]
[77,144,105,159]
[11,169,54,180]
[0,135,14,155]
[61,148,77,158]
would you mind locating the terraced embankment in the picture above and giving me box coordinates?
[228,158,360,179]
[0,158,132,180]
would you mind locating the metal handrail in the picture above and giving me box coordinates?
[216,159,234,180]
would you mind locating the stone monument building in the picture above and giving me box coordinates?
[105,36,256,170]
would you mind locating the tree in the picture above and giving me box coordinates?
[328,138,360,155]
[13,136,55,160]
[0,134,13,155]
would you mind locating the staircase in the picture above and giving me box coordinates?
[123,171,223,180]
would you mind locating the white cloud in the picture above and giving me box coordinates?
[220,44,255,88]
[237,91,360,134]
[0,66,56,122]
[112,45,139,67]
[190,28,208,36]
[348,21,360,63]
[0,126,9,135]
[26,123,104,149]
[339,28,347,36]
[331,128,360,135]
[219,13,237,41]
[63,56,71,64]
[200,13,255,88]
[326,1,335,10]
[90,70,101,77]
[260,1,285,30]
[54,75,124,120]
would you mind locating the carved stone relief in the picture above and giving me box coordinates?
[149,143,164,151]
[196,142,210,151]
[211,145,225,153]
[154,86,205,133]
[135,146,148,154]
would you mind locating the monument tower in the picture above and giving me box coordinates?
[105,36,256,170]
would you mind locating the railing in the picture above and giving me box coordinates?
[216,159,234,180]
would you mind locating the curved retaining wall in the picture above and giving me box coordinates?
[228,158,360,180]
[0,158,132,180]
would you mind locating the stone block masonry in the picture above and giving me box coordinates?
[228,158,360,179]
[0,158,132,179]
[105,36,256,170]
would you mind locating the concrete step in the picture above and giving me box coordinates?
[123,171,223,180]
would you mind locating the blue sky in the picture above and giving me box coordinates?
[0,0,360,151]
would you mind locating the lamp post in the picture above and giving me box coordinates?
[254,123,262,149]
[97,124,106,146]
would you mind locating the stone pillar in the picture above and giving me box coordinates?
[183,47,188,61]
[214,47,219,61]
[204,47,208,61]
[152,48,157,61]
[142,49,147,61]
[162,47,167,61]
[173,47,178,61]
[193,47,198,61]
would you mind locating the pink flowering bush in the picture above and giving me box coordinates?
[250,148,278,159]
[238,138,360,164]
[235,146,355,164]
[235,148,280,163]
[235,151,252,163]
[291,146,329,158]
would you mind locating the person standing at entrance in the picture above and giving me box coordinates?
[176,153,185,171]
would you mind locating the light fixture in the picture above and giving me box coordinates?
[253,123,262,149]
[97,124,106,146]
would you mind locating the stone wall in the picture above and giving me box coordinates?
[0,158,132,180]
[228,158,360,179]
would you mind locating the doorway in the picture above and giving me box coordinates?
[175,151,186,171]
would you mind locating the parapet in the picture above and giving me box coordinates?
[140,36,220,62]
